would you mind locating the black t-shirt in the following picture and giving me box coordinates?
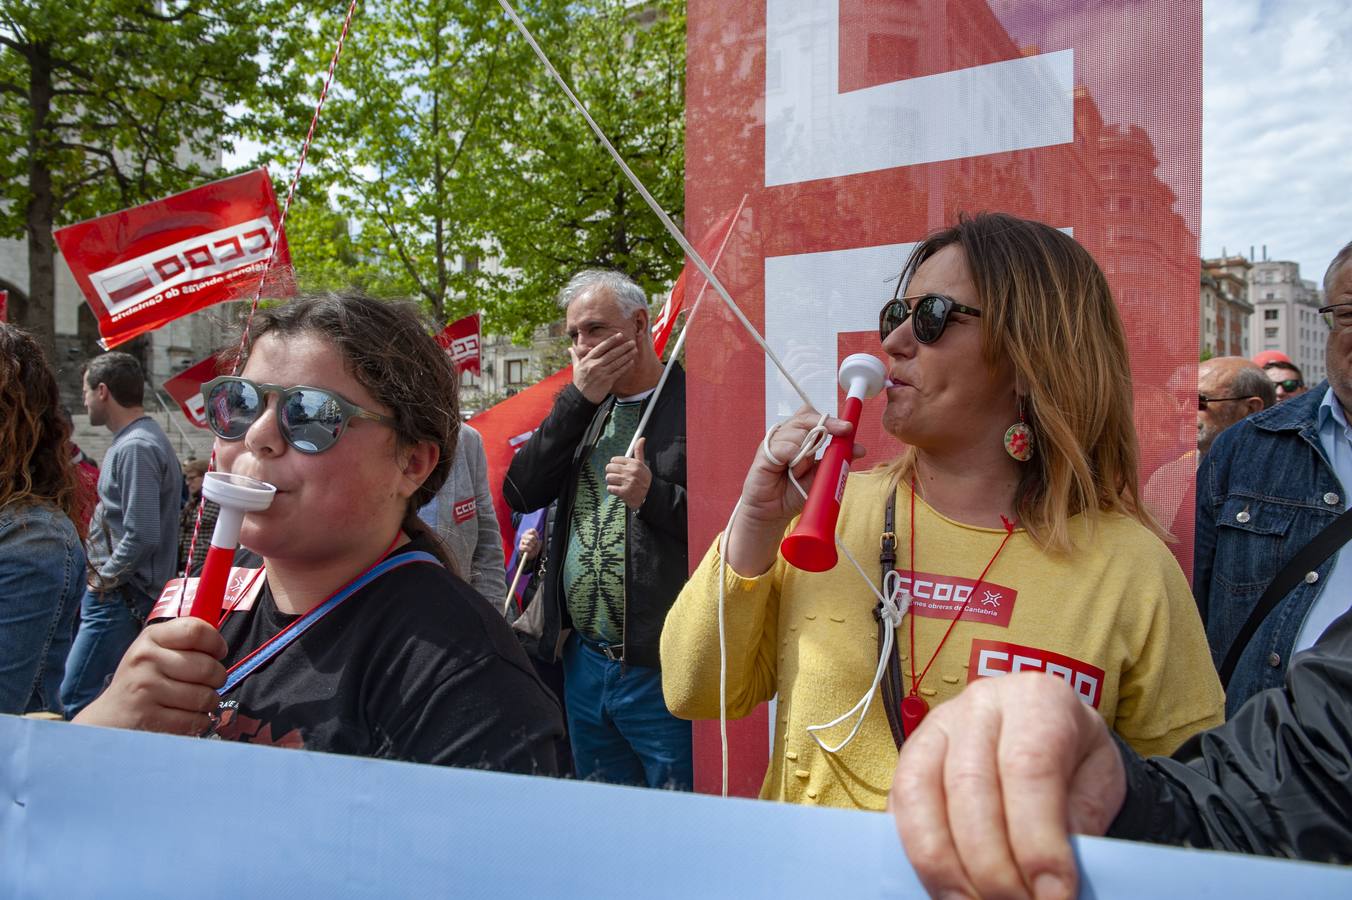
[208,535,564,776]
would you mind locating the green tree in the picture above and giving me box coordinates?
[274,0,685,339]
[482,0,686,336]
[266,0,564,327]
[0,0,304,354]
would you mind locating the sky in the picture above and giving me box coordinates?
[225,0,1351,286]
[1201,0,1351,285]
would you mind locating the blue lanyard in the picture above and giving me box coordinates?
[219,550,440,696]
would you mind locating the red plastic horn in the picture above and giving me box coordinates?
[187,471,276,622]
[780,354,887,572]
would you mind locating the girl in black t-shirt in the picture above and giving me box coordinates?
[75,293,563,775]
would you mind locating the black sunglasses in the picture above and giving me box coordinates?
[1198,393,1256,411]
[1273,378,1304,392]
[879,292,982,344]
[201,376,395,454]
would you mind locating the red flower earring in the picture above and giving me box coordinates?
[1004,398,1034,462]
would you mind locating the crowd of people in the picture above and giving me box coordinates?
[2,214,1350,889]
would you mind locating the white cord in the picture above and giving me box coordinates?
[714,420,909,795]
[805,570,908,753]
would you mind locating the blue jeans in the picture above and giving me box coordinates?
[0,504,85,715]
[61,583,154,717]
[562,632,693,790]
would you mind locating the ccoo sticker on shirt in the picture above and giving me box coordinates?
[893,569,1016,627]
[452,497,477,524]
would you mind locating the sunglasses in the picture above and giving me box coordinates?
[879,292,982,344]
[201,376,395,454]
[1198,393,1256,411]
[1273,378,1304,392]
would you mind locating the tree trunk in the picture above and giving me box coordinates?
[22,41,58,358]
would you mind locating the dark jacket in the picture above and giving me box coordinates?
[1107,604,1352,862]
[1193,383,1345,715]
[503,367,687,668]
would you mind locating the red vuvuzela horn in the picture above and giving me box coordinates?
[187,471,276,623]
[779,353,887,572]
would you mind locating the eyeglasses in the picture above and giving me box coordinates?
[879,291,983,344]
[1198,393,1256,411]
[1273,378,1304,392]
[1319,303,1352,331]
[201,376,395,454]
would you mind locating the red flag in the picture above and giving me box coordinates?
[650,202,744,355]
[162,353,226,429]
[53,169,294,349]
[469,368,573,555]
[434,313,482,375]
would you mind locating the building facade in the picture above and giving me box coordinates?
[1201,255,1253,358]
[1249,259,1326,383]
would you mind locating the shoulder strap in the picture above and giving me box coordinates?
[877,489,905,749]
[1219,505,1352,687]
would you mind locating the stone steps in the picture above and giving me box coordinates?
[71,409,215,468]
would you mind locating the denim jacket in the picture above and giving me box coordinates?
[1194,382,1344,716]
[0,502,85,714]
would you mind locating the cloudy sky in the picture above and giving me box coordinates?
[1202,0,1351,285]
[228,0,1348,284]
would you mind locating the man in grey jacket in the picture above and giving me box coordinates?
[420,423,507,605]
[62,352,181,717]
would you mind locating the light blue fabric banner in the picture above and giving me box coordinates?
[2,715,1349,898]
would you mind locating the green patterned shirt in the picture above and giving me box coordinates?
[562,398,644,643]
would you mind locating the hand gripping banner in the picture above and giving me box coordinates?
[54,168,295,349]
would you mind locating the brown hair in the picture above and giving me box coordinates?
[0,324,88,538]
[183,458,211,479]
[885,213,1158,553]
[222,292,461,571]
[84,351,145,406]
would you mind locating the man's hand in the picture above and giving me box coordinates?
[605,437,652,511]
[518,527,542,560]
[890,673,1127,900]
[570,332,637,403]
[73,617,228,736]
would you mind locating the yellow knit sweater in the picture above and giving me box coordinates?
[660,469,1225,810]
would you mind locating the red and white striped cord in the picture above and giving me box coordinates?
[179,0,361,602]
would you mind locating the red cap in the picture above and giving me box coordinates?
[1252,350,1292,368]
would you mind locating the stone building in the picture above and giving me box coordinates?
[1249,257,1326,383]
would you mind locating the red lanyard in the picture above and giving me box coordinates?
[902,477,1015,733]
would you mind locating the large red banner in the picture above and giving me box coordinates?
[685,0,1201,795]
[54,169,293,349]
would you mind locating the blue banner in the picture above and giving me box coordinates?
[2,716,1350,897]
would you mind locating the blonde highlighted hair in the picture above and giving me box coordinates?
[885,213,1159,553]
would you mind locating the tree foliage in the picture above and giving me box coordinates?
[269,0,686,339]
[0,0,307,352]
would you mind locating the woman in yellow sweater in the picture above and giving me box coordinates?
[661,213,1223,811]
